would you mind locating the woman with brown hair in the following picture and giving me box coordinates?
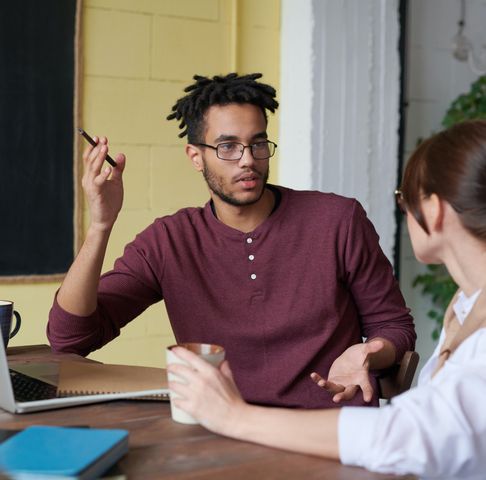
[168,120,486,478]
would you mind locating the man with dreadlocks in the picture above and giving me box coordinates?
[48,73,415,409]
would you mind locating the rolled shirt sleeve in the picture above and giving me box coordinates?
[338,330,486,478]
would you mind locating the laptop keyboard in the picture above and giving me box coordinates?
[10,369,59,402]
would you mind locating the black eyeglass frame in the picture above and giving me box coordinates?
[194,140,278,161]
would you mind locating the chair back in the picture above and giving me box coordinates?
[378,351,419,400]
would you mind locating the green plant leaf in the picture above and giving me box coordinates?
[441,75,486,128]
[432,328,440,341]
[411,265,457,331]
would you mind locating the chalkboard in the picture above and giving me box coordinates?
[0,0,80,280]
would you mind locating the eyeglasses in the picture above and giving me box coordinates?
[395,189,407,215]
[194,141,277,161]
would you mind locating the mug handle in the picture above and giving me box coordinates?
[9,311,21,339]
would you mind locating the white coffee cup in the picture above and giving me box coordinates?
[166,343,225,424]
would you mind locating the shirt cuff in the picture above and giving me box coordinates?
[338,406,381,466]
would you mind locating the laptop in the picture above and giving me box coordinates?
[0,335,169,414]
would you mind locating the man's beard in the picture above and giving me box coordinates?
[202,160,269,207]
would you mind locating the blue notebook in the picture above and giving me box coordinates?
[0,425,128,479]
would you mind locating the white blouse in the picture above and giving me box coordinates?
[418,289,481,382]
[339,291,486,479]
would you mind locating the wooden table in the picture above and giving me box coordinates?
[2,346,416,480]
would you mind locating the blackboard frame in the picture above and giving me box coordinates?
[0,0,83,283]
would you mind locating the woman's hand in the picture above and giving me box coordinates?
[167,347,249,437]
[169,347,341,459]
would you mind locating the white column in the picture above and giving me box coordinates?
[278,0,314,190]
[279,0,401,262]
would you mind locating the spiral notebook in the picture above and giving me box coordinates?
[0,333,169,414]
[57,361,169,399]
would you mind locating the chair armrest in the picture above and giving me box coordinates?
[378,351,420,400]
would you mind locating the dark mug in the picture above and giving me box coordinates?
[0,300,21,350]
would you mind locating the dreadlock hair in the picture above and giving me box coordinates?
[166,73,279,143]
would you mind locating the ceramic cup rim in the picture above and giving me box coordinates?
[0,300,13,307]
[167,343,224,355]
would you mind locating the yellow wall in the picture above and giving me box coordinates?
[6,0,280,368]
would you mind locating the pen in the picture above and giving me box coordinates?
[78,128,117,167]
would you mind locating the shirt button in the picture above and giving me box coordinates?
[249,255,255,261]
[246,238,253,244]
[250,273,257,280]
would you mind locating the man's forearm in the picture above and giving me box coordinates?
[56,225,112,316]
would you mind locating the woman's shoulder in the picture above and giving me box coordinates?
[455,327,486,359]
[442,327,486,373]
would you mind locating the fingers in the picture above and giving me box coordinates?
[82,135,124,178]
[167,372,201,419]
[311,371,374,403]
[82,137,108,187]
[360,380,374,402]
[93,154,126,187]
[168,368,194,395]
[167,361,196,382]
[171,346,216,374]
[111,153,126,176]
[83,136,105,169]
[220,360,236,384]
[328,379,373,403]
[310,372,345,394]
[167,362,204,402]
[92,165,112,187]
[332,384,359,403]
[321,380,345,394]
[82,135,98,165]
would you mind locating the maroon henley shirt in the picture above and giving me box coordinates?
[48,186,415,408]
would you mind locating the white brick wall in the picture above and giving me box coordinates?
[400,0,485,375]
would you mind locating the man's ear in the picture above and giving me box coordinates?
[424,193,444,232]
[186,144,204,172]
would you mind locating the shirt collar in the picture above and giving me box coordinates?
[453,289,482,324]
